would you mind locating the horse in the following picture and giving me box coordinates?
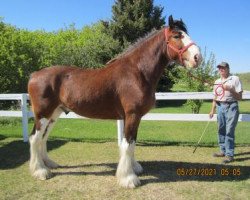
[28,15,201,188]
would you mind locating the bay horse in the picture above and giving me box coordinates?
[28,15,201,188]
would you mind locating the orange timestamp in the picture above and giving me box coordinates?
[176,168,241,176]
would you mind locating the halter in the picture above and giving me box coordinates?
[164,28,196,65]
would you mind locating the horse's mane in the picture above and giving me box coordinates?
[120,29,159,56]
[106,29,160,64]
[107,19,188,65]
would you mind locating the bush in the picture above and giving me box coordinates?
[0,20,121,94]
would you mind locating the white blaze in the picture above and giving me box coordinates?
[181,31,200,67]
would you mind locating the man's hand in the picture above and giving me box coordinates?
[209,100,216,119]
[209,110,214,119]
[223,84,242,100]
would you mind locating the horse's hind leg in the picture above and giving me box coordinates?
[41,107,62,169]
[29,107,62,180]
[29,118,51,180]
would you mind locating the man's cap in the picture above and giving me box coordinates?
[217,62,229,68]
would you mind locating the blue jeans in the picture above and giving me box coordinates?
[216,102,239,157]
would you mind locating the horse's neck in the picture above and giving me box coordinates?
[136,31,169,89]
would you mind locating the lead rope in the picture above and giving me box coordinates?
[193,120,211,153]
[186,71,223,153]
[186,71,226,100]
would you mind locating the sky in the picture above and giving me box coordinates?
[0,0,250,73]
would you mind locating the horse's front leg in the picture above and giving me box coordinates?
[116,113,142,188]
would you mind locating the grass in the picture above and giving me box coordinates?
[1,118,250,146]
[0,93,249,199]
[0,138,249,200]
[0,115,249,199]
[0,100,249,144]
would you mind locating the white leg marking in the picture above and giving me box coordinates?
[116,138,141,188]
[132,159,143,174]
[29,118,52,180]
[41,107,62,169]
[41,122,59,169]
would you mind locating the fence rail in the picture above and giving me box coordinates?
[1,92,250,144]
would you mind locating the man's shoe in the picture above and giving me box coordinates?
[213,152,225,157]
[222,156,234,164]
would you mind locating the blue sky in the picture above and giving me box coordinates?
[1,0,250,73]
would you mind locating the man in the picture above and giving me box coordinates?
[209,62,243,164]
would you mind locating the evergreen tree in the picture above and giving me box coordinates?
[108,0,165,47]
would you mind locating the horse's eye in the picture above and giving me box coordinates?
[173,35,180,39]
[173,32,183,39]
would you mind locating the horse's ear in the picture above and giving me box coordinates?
[168,15,174,29]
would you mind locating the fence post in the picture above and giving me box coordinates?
[117,120,124,146]
[21,94,29,142]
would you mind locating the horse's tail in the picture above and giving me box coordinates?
[27,93,36,136]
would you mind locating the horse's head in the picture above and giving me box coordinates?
[165,15,201,68]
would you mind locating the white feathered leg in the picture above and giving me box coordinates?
[29,118,52,180]
[41,121,59,169]
[132,158,143,174]
[116,138,141,188]
[41,108,62,169]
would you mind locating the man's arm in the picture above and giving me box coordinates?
[209,99,217,119]
[230,90,243,100]
[223,85,243,100]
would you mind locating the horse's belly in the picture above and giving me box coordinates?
[75,107,121,119]
[64,99,122,120]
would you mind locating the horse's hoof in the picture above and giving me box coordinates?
[118,174,141,188]
[44,159,60,169]
[32,168,52,180]
[133,161,143,174]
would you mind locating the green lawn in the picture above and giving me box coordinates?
[0,138,249,200]
[0,99,249,199]
[0,100,249,145]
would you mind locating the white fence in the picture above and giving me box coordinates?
[0,92,250,144]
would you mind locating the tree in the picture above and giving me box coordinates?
[52,22,121,68]
[0,21,121,95]
[156,63,179,92]
[176,50,217,113]
[108,0,165,47]
[0,21,45,93]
